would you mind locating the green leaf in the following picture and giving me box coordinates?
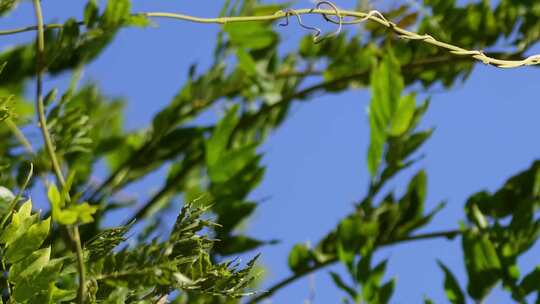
[336,241,355,272]
[520,265,540,296]
[462,230,501,300]
[100,0,131,29]
[209,144,257,183]
[437,260,465,304]
[85,225,130,262]
[47,184,62,208]
[356,254,372,284]
[236,49,257,76]
[49,181,98,225]
[206,105,239,167]
[127,14,151,27]
[84,0,99,27]
[12,258,63,303]
[330,271,357,299]
[389,94,416,136]
[5,217,51,264]
[288,243,313,273]
[9,247,50,284]
[224,23,277,50]
[102,287,129,303]
[367,51,404,176]
[0,200,37,246]
[424,297,435,304]
[378,279,395,304]
[0,0,19,16]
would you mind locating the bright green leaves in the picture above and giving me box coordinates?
[8,247,51,285]
[389,94,416,136]
[100,0,132,30]
[457,160,540,302]
[206,105,239,179]
[337,214,379,256]
[368,52,403,176]
[4,216,50,263]
[47,184,97,225]
[367,52,423,177]
[11,258,70,304]
[84,225,130,262]
[437,261,465,304]
[85,203,258,300]
[466,160,540,219]
[204,105,267,255]
[206,105,258,183]
[84,0,99,27]
[462,230,501,300]
[0,200,50,264]
[330,254,395,304]
[0,200,72,303]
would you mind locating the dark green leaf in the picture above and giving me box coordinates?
[438,260,466,304]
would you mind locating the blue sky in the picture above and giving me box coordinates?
[1,0,539,303]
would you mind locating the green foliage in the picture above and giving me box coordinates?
[329,254,395,304]
[437,260,465,304]
[367,50,405,176]
[0,198,257,303]
[0,0,539,303]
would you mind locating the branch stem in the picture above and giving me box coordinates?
[246,229,461,304]
[31,1,86,303]
[0,8,537,68]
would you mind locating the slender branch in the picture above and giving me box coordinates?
[145,9,539,68]
[5,118,34,154]
[0,8,538,68]
[0,23,66,36]
[246,229,461,304]
[31,1,86,303]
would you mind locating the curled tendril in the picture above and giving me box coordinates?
[314,1,343,43]
[358,10,389,25]
[279,9,321,39]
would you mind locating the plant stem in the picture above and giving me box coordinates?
[0,8,536,67]
[246,229,461,304]
[5,118,34,154]
[31,1,86,303]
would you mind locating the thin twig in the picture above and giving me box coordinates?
[31,1,86,303]
[142,8,540,68]
[0,7,538,68]
[4,118,34,154]
[246,229,461,304]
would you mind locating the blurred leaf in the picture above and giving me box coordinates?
[288,244,313,273]
[5,216,50,263]
[48,184,98,225]
[224,23,277,50]
[367,51,405,176]
[330,271,357,299]
[0,0,19,16]
[463,230,501,300]
[389,94,416,136]
[438,260,465,304]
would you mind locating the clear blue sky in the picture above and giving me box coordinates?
[1,1,539,303]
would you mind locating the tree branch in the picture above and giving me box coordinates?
[31,1,86,303]
[246,229,461,304]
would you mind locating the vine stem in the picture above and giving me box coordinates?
[1,8,538,68]
[246,229,461,304]
[31,1,86,303]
